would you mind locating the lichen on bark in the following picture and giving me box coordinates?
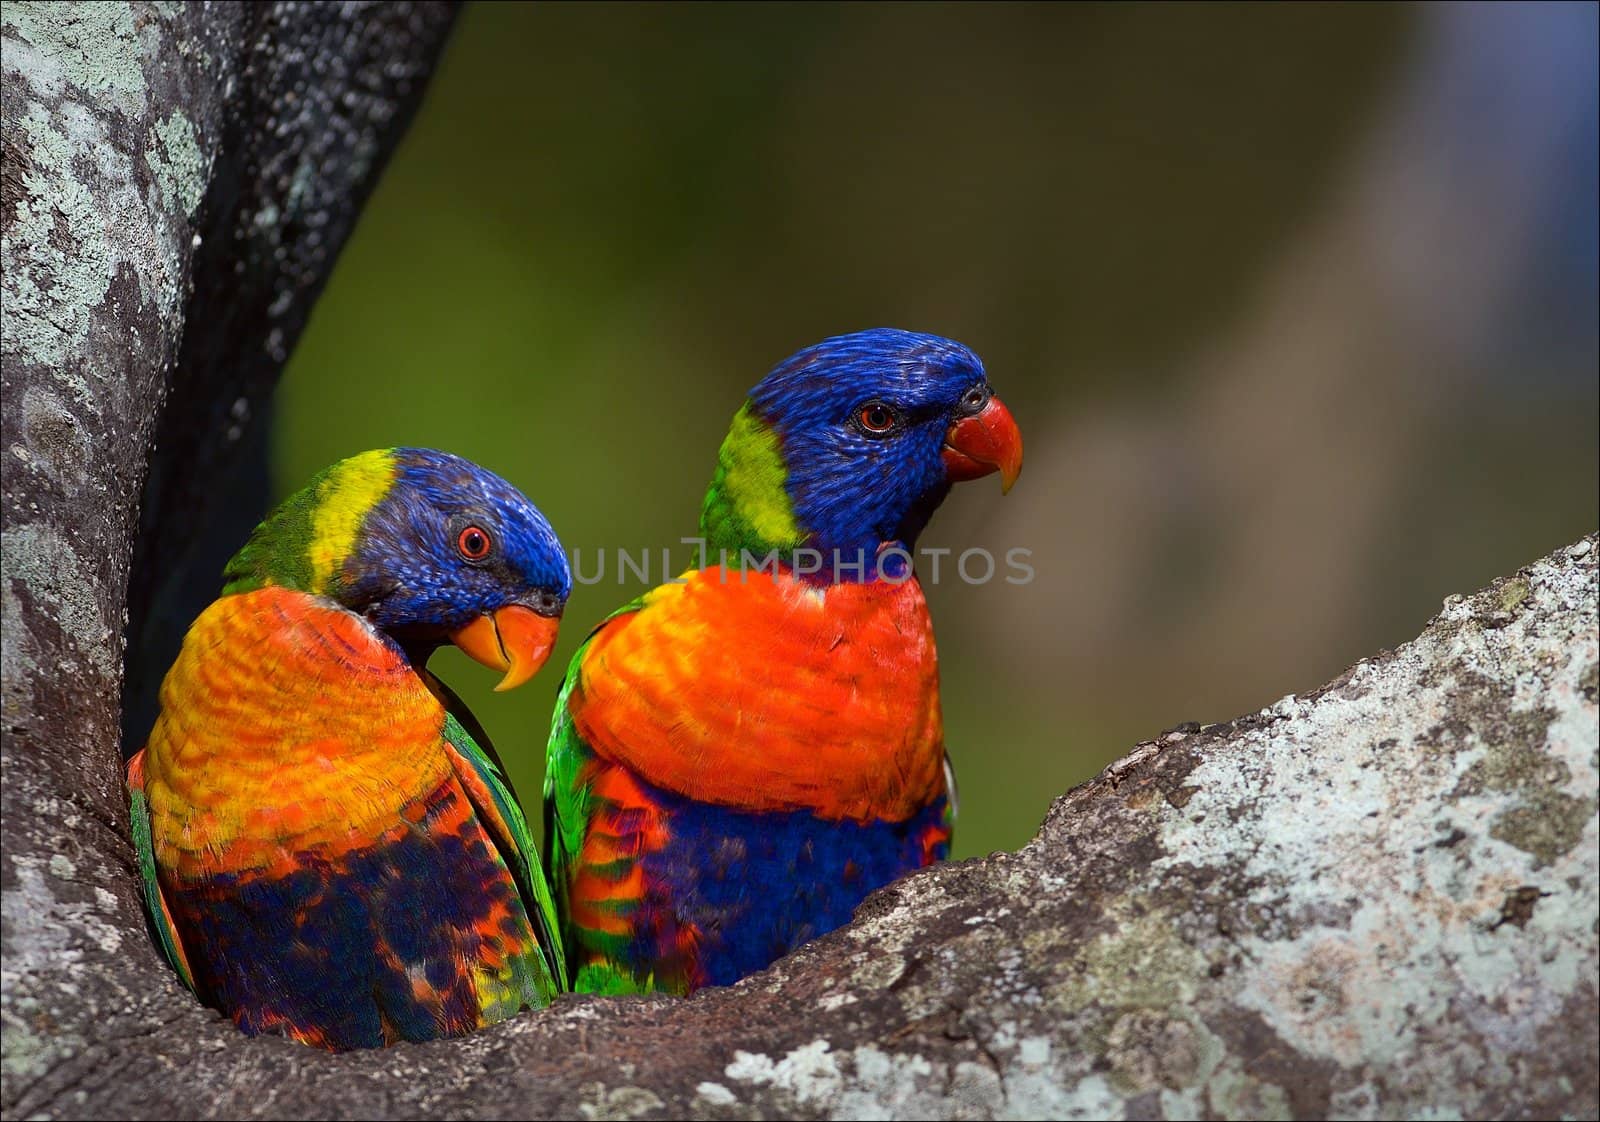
[2,3,1595,1119]
[2,1,458,1111]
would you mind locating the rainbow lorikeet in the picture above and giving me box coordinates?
[545,328,1022,994]
[127,448,571,1050]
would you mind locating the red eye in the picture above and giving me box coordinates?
[457,525,492,560]
[857,403,898,434]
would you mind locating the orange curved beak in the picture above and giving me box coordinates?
[450,604,561,692]
[942,395,1023,493]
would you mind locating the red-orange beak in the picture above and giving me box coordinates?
[942,395,1023,493]
[450,604,561,692]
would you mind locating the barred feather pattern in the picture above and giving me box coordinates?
[135,585,556,1050]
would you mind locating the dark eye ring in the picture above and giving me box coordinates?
[855,401,899,435]
[961,385,989,412]
[456,525,493,561]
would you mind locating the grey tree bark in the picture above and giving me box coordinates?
[3,5,1598,1120]
[2,0,457,1105]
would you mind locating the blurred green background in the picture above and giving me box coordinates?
[274,3,1599,858]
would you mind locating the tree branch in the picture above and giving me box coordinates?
[3,5,1595,1120]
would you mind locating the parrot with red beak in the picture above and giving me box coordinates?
[545,328,1022,994]
[127,448,570,1049]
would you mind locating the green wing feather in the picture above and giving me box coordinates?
[543,651,591,970]
[440,712,568,997]
[126,753,195,992]
[542,598,659,995]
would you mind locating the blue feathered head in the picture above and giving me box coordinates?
[700,329,1022,566]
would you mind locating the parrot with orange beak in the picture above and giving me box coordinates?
[127,448,569,1049]
[545,328,1022,994]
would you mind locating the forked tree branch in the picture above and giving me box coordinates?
[3,5,1596,1119]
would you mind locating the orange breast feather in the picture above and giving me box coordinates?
[141,586,449,880]
[569,568,945,822]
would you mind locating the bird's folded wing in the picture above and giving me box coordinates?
[126,749,195,992]
[441,713,568,994]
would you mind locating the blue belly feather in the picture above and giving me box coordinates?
[627,779,949,988]
[169,807,532,1049]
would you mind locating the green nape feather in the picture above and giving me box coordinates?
[221,449,399,597]
[698,402,803,558]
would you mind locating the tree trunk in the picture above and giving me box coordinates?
[2,0,457,1103]
[4,6,1597,1120]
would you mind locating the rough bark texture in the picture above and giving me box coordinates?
[4,5,1598,1121]
[1,0,456,1107]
